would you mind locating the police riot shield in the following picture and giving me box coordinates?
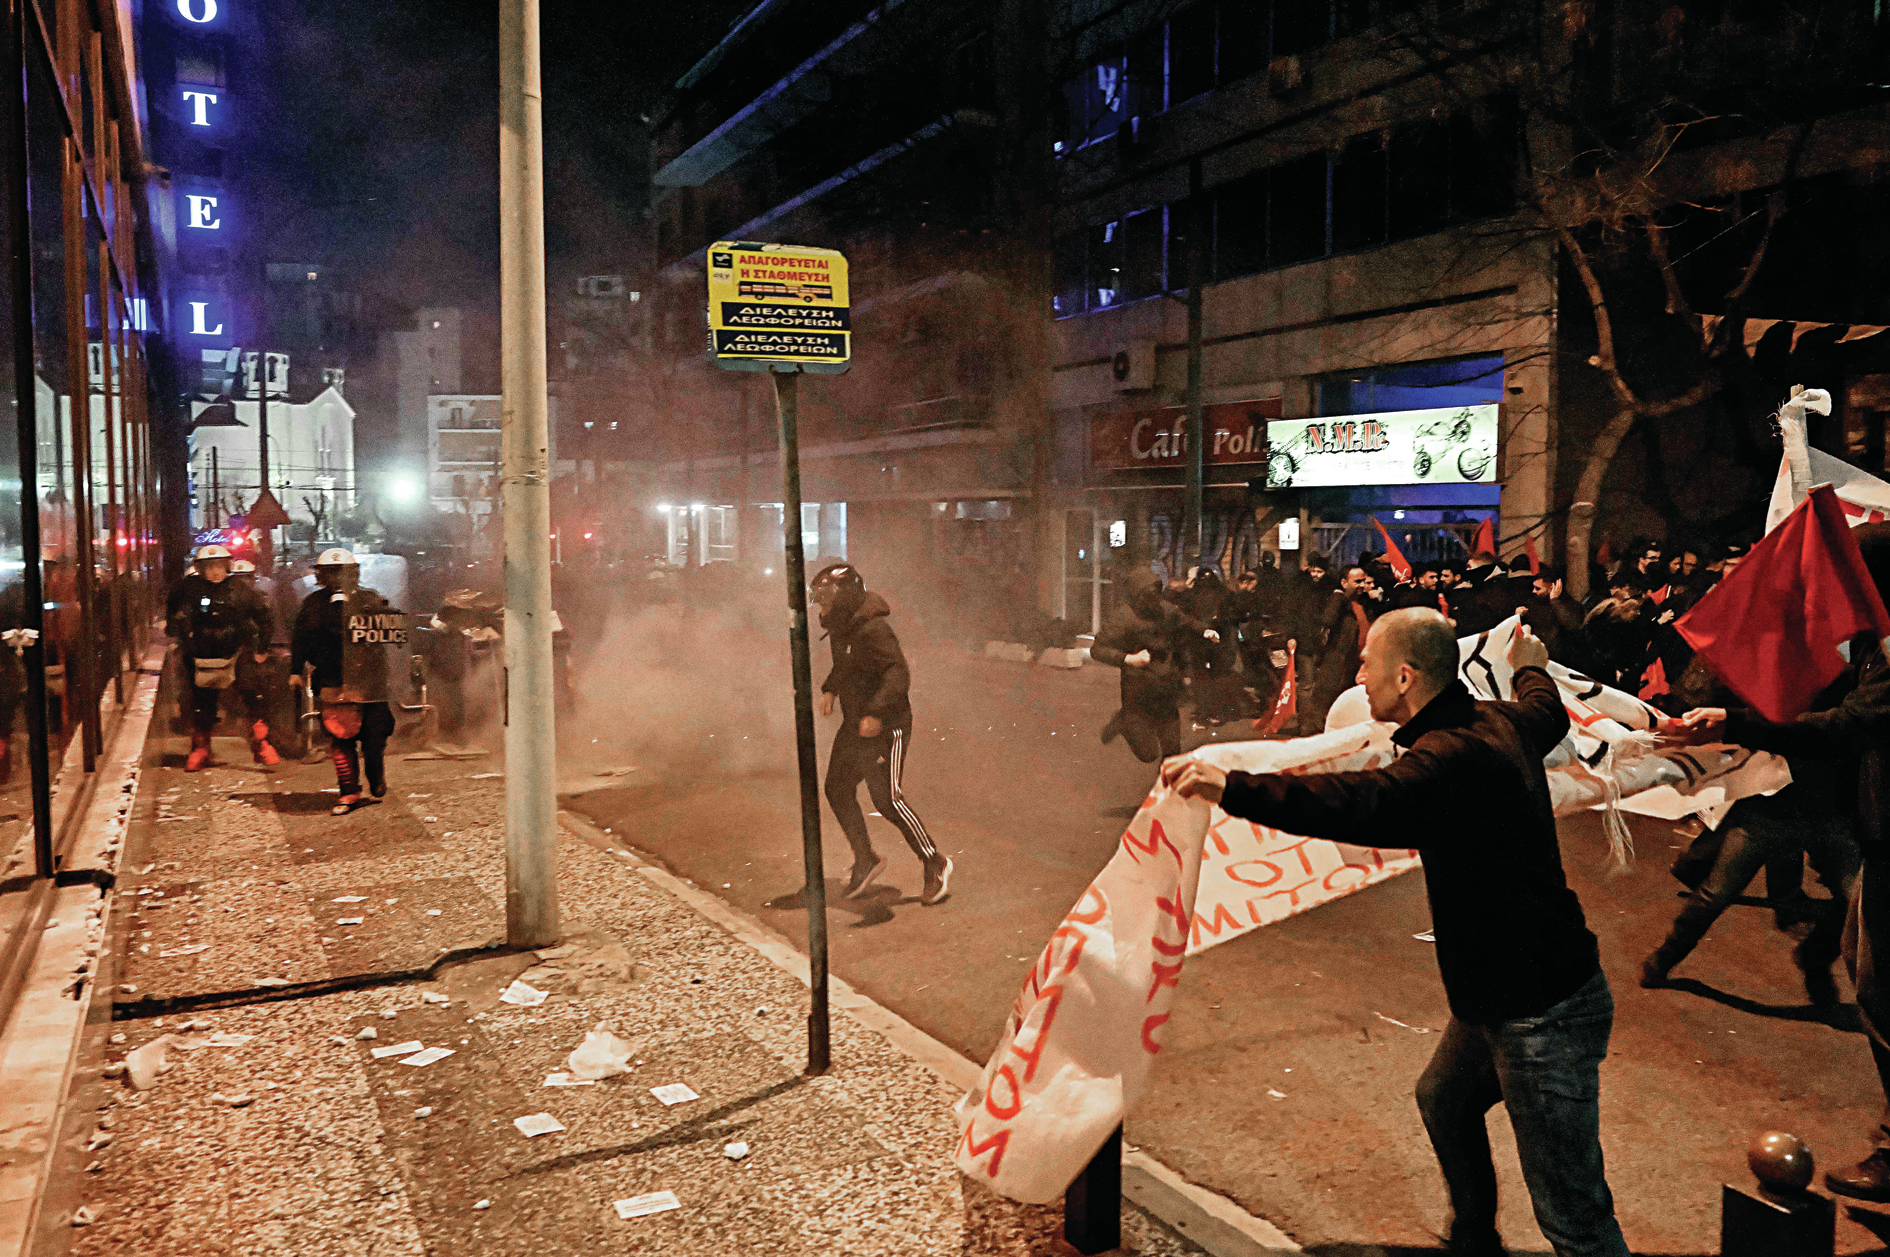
[335,588,410,703]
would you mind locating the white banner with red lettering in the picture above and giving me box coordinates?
[956,617,1790,1203]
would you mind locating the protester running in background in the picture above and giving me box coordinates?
[1093,568,1218,764]
[810,562,952,907]
[1166,613,1630,1257]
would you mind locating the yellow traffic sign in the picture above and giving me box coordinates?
[707,240,850,373]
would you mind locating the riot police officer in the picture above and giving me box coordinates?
[290,548,400,813]
[167,544,271,772]
[227,558,281,765]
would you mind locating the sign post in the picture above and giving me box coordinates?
[707,240,851,1075]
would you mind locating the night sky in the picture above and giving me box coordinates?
[249,0,751,458]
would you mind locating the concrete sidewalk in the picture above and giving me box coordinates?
[5,715,1209,1256]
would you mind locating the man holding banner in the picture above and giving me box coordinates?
[1166,609,1629,1257]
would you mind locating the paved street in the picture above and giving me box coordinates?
[568,646,1890,1255]
[54,716,1200,1257]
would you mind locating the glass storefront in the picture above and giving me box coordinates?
[0,0,164,1022]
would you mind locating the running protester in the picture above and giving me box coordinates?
[1091,568,1218,763]
[291,548,397,814]
[810,563,952,906]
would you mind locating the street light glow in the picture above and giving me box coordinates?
[387,473,423,504]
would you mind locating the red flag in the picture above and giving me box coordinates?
[1638,657,1670,702]
[1470,516,1495,558]
[1597,535,1615,569]
[1255,643,1297,734]
[1676,485,1890,722]
[1370,517,1411,581]
[1523,533,1540,574]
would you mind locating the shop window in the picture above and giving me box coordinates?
[1315,353,1505,417]
[1213,171,1267,281]
[1388,117,1451,240]
[1268,152,1330,267]
[1119,208,1165,301]
[1168,3,1217,105]
[1331,131,1389,250]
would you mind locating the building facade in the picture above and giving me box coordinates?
[1,0,170,1027]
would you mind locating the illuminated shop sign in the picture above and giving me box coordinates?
[1089,398,1282,471]
[181,294,231,343]
[1263,404,1499,489]
[174,0,223,25]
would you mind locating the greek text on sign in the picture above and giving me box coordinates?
[348,613,409,646]
[707,240,851,368]
[1265,404,1498,489]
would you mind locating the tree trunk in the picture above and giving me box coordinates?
[1563,402,1642,601]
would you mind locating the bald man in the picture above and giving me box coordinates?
[1166,611,1627,1257]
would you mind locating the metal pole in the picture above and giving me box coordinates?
[1184,158,1205,567]
[499,0,559,948]
[1064,1124,1123,1253]
[7,0,55,881]
[773,368,830,1075]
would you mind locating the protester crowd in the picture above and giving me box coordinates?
[1093,535,1757,742]
[1096,513,1890,1237]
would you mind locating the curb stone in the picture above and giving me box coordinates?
[557,809,1302,1257]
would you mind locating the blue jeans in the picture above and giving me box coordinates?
[1415,971,1630,1257]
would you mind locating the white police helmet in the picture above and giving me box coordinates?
[314,547,358,567]
[195,544,232,562]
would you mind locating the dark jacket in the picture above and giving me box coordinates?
[1448,566,1511,636]
[1092,585,1210,714]
[167,574,270,661]
[1218,667,1601,1023]
[1725,642,1889,851]
[819,592,913,726]
[1312,590,1376,701]
[291,586,350,691]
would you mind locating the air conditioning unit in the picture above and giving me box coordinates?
[577,274,626,298]
[1268,54,1304,97]
[1111,340,1155,392]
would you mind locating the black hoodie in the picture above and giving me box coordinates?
[1091,571,1211,713]
[820,592,913,726]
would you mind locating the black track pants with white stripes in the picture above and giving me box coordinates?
[824,720,937,866]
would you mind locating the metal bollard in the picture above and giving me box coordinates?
[1064,1124,1122,1254]
[1723,1131,1834,1257]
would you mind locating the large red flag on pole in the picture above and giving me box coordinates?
[1370,517,1412,581]
[1523,532,1541,574]
[1676,484,1890,722]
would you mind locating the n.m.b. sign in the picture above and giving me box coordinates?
[707,241,850,375]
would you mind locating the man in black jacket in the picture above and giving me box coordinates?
[1166,611,1629,1257]
[1091,568,1218,764]
[811,563,951,906]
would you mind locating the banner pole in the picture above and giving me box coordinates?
[1064,1124,1122,1253]
[774,366,831,1074]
